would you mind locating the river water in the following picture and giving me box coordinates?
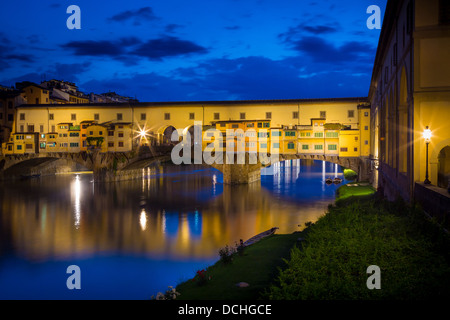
[0,159,348,299]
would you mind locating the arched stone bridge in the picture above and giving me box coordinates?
[0,147,370,184]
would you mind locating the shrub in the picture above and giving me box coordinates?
[219,245,235,264]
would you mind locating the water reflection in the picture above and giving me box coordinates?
[0,159,347,299]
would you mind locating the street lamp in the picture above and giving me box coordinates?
[423,126,431,184]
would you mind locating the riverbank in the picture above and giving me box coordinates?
[175,186,450,300]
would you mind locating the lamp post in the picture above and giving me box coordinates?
[423,126,431,184]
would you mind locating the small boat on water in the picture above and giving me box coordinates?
[242,227,279,247]
[333,177,342,184]
[325,178,333,184]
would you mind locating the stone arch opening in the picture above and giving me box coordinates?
[157,125,178,146]
[398,66,408,173]
[437,146,450,190]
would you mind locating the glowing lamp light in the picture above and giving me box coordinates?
[423,126,431,142]
[423,126,431,184]
[139,129,147,138]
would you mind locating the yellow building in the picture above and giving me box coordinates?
[338,130,360,157]
[105,122,133,152]
[369,0,450,204]
[86,124,108,152]
[19,83,50,105]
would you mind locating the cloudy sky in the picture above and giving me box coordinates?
[0,0,386,102]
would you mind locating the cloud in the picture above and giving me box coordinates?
[289,36,375,65]
[61,40,125,57]
[303,25,338,34]
[61,36,208,61]
[108,7,158,23]
[165,24,183,33]
[131,36,208,60]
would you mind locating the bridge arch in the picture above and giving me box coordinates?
[157,125,178,146]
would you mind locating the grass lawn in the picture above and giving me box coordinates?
[266,197,450,300]
[176,232,301,300]
[336,182,376,203]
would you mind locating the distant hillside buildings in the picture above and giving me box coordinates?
[0,79,138,144]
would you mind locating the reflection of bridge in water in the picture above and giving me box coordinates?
[0,145,370,184]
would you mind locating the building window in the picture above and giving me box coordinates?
[17,145,22,150]
[320,111,326,118]
[293,111,299,119]
[40,125,44,133]
[117,113,123,121]
[354,147,358,152]
[108,131,114,136]
[273,143,280,149]
[19,113,25,120]
[364,112,369,117]
[71,114,76,121]
[70,143,79,148]
[348,110,354,118]
[326,132,338,138]
[302,144,309,150]
[35,98,39,104]
[266,112,272,119]
[189,113,195,120]
[260,143,267,148]
[314,132,323,138]
[118,142,124,147]
[365,140,369,145]
[51,125,55,132]
[365,126,369,130]
[118,132,124,138]
[272,131,281,137]
[94,113,100,121]
[108,142,114,147]
[28,125,34,132]
[240,112,246,120]
[8,114,13,122]
[287,142,295,149]
[141,113,146,121]
[355,136,359,141]
[8,101,12,109]
[19,125,24,132]
[328,144,337,151]
[164,113,170,120]
[314,145,323,150]
[49,113,54,120]
[214,113,220,120]
[99,131,103,136]
[340,147,348,152]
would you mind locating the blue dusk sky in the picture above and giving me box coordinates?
[0,0,386,102]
